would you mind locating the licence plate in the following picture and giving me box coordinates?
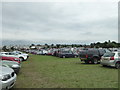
[103,57,109,60]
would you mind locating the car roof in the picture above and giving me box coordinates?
[0,52,9,53]
[111,51,120,53]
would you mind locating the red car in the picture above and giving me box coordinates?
[47,50,53,55]
[1,56,21,63]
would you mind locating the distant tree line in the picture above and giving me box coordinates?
[90,40,119,48]
[30,40,119,49]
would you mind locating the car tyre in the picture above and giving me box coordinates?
[19,57,24,61]
[63,56,66,58]
[115,62,120,69]
[92,58,98,64]
[84,60,89,64]
[74,56,77,58]
[102,65,107,67]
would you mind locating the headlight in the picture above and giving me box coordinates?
[1,74,11,81]
[14,58,19,61]
[12,64,20,68]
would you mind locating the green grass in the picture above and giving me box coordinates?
[14,54,118,88]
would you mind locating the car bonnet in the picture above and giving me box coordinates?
[0,66,14,76]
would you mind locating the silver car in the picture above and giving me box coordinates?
[100,51,120,69]
[2,60,21,74]
[0,65,17,90]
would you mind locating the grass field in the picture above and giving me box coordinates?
[14,54,118,88]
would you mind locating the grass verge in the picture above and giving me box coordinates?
[14,54,118,88]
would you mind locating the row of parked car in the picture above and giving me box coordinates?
[0,51,29,90]
[25,48,79,58]
[24,48,120,69]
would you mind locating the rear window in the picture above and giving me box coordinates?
[87,50,99,54]
[103,52,115,57]
[99,49,105,55]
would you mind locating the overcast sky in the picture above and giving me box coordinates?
[2,1,118,45]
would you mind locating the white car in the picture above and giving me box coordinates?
[0,65,17,90]
[13,51,29,60]
[41,50,48,55]
[13,51,28,56]
[0,52,28,61]
[36,50,43,55]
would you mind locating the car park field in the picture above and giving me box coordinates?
[13,54,118,88]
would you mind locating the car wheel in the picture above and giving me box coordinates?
[92,58,98,64]
[115,62,120,69]
[63,56,66,58]
[19,57,24,61]
[85,60,89,64]
[74,56,77,58]
[102,65,107,67]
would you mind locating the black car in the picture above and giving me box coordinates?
[79,49,110,64]
[58,49,78,58]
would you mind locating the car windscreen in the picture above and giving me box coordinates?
[103,52,115,57]
[87,50,99,54]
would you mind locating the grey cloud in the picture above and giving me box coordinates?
[2,2,118,44]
